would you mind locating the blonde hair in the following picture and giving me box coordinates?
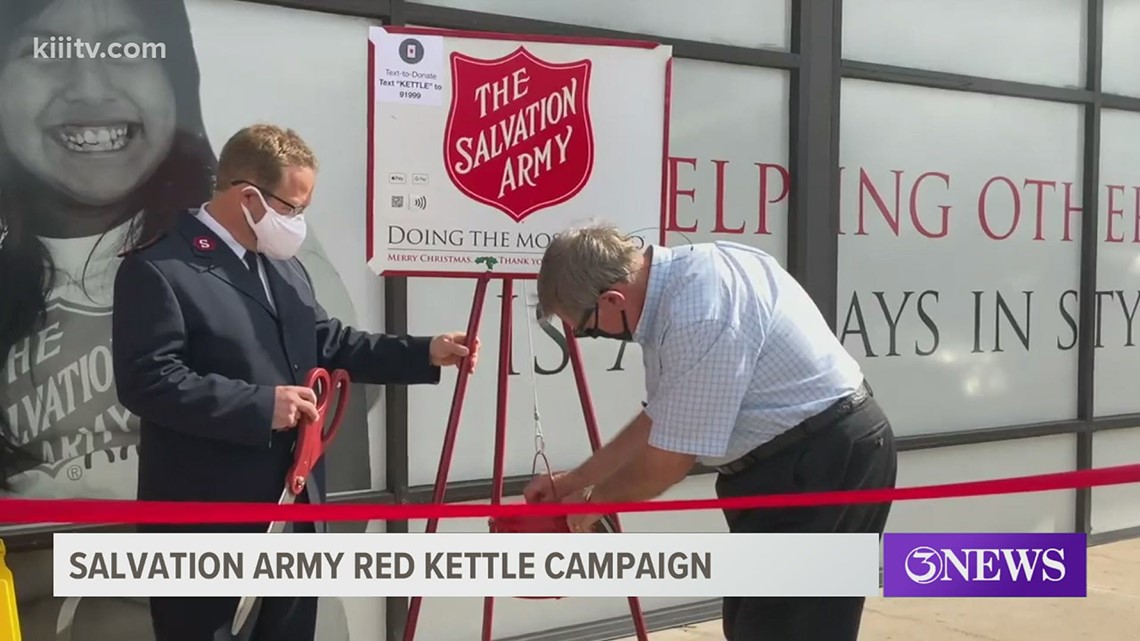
[536,221,643,320]
[215,124,318,192]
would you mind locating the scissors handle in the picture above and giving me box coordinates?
[286,367,351,496]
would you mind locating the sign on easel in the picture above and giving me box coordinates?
[366,26,672,277]
[366,26,671,641]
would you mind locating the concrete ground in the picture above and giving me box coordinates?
[616,538,1140,640]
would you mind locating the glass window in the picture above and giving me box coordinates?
[407,59,792,484]
[1103,0,1140,97]
[838,80,1083,436]
[663,60,790,263]
[843,0,1087,88]
[1093,110,1140,416]
[888,437,1075,533]
[1092,427,1140,533]
[413,0,789,49]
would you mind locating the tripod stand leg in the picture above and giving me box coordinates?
[483,277,514,640]
[481,598,496,641]
[563,326,651,641]
[403,275,491,641]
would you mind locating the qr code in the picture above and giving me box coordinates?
[391,195,405,208]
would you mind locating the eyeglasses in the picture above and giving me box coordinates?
[232,180,306,218]
[572,306,599,338]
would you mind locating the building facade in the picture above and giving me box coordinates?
[2,1,1139,639]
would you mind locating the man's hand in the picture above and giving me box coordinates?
[430,332,480,371]
[565,486,605,532]
[524,472,603,531]
[272,386,320,430]
[567,511,603,533]
[524,472,608,532]
[522,471,579,503]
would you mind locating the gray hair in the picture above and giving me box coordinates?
[536,221,643,321]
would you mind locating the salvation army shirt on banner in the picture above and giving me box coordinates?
[2,217,138,500]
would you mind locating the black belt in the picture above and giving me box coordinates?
[714,380,873,476]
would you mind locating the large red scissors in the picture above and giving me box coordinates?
[230,367,350,636]
[271,367,350,520]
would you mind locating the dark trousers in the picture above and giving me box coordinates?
[148,522,319,641]
[150,593,318,641]
[714,396,898,641]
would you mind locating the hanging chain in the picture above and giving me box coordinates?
[522,282,546,456]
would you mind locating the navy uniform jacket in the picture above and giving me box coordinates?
[111,210,439,533]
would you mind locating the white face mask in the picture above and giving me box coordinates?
[241,189,307,260]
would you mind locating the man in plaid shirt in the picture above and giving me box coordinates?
[526,222,897,641]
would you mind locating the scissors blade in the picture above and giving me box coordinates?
[230,488,299,634]
[265,487,298,534]
[55,596,80,641]
[230,596,258,636]
[597,514,618,534]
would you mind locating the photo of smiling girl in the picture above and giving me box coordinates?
[0,0,371,638]
[0,0,374,507]
[0,0,215,504]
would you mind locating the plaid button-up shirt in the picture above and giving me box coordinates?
[634,242,864,467]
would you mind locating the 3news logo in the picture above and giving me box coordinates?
[882,533,1087,597]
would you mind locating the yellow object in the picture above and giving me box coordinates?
[0,539,20,641]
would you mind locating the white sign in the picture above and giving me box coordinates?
[366,26,672,276]
[372,29,445,106]
[53,532,880,598]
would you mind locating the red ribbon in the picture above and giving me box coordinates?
[3,463,1139,526]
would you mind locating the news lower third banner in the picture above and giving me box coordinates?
[52,532,881,598]
[50,531,1089,599]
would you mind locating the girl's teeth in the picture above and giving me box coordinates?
[57,126,133,152]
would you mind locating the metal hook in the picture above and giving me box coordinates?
[522,285,547,456]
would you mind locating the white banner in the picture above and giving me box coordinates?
[53,532,880,598]
[366,26,671,277]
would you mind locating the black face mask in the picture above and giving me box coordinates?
[574,307,633,342]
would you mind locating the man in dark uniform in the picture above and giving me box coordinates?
[110,124,479,641]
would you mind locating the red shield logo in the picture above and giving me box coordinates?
[444,46,594,223]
